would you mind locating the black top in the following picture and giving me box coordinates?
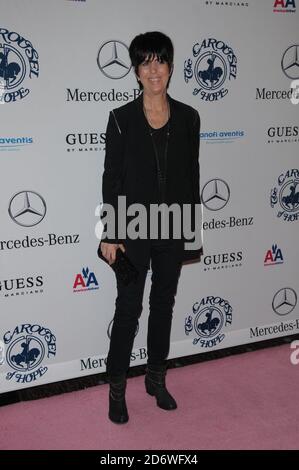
[149,120,169,201]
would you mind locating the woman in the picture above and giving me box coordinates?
[100,31,202,424]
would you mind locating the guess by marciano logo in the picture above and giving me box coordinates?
[0,28,39,103]
[184,38,237,101]
[0,275,44,298]
[270,169,299,221]
[185,296,233,348]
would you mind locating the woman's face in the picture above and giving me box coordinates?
[137,54,172,95]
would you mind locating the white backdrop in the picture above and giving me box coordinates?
[0,0,298,392]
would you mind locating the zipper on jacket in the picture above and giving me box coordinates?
[111,110,121,135]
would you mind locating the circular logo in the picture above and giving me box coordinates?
[0,45,25,90]
[3,323,56,384]
[0,28,39,102]
[184,38,237,101]
[272,288,297,316]
[281,45,299,80]
[279,180,299,212]
[194,51,226,91]
[97,40,131,79]
[201,178,230,211]
[7,336,44,372]
[194,306,223,338]
[270,169,299,222]
[185,296,233,348]
[8,190,46,227]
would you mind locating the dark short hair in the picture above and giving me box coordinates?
[129,31,174,89]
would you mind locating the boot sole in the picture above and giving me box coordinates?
[109,413,129,424]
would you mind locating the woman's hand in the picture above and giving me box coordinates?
[100,242,125,265]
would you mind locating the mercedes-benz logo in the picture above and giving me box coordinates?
[281,45,299,80]
[272,287,297,316]
[201,178,230,211]
[8,190,46,227]
[97,40,131,79]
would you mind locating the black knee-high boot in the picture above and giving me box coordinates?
[108,374,129,424]
[145,364,177,410]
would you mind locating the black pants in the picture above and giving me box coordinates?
[106,240,182,376]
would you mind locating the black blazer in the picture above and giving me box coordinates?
[101,92,203,267]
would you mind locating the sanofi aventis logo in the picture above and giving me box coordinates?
[0,136,33,151]
[201,129,245,144]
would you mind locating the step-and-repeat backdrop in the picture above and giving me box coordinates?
[1,0,298,392]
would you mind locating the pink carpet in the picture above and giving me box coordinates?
[1,343,298,450]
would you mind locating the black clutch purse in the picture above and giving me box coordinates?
[97,244,139,286]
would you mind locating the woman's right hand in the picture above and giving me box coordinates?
[100,242,125,265]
